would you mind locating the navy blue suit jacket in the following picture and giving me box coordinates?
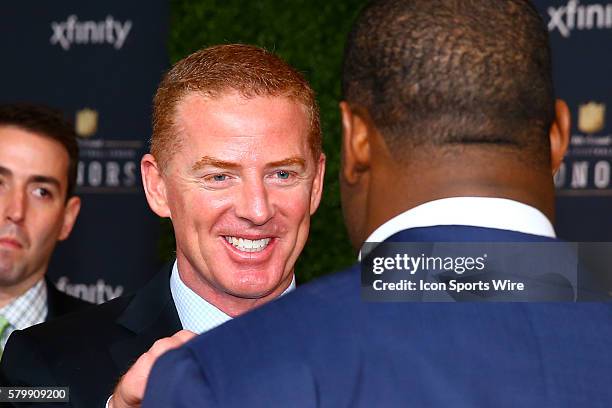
[143,226,612,407]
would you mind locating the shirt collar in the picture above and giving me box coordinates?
[0,279,47,349]
[170,261,295,334]
[364,197,556,245]
[0,279,47,329]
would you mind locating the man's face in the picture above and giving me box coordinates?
[0,126,80,292]
[148,92,324,311]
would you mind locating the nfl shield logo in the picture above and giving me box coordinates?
[75,108,98,138]
[578,102,606,134]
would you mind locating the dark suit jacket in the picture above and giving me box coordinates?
[144,226,612,408]
[45,278,91,321]
[1,264,180,408]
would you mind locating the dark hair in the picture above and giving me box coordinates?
[342,0,554,164]
[0,103,79,198]
[152,44,321,169]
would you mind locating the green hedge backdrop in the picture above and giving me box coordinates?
[159,0,368,282]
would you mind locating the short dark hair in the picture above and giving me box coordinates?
[342,0,554,165]
[0,103,79,198]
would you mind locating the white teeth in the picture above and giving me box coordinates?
[224,236,271,252]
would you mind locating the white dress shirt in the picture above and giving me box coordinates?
[360,197,555,259]
[170,261,296,334]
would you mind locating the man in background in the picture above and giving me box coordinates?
[144,1,612,406]
[1,44,325,408]
[0,104,86,356]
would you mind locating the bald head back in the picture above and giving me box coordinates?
[342,0,554,167]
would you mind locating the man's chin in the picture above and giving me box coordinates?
[221,274,289,301]
[0,267,28,287]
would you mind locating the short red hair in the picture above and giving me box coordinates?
[151,44,321,169]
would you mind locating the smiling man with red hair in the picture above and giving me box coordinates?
[0,44,325,408]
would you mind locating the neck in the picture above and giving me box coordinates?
[0,272,45,309]
[365,152,555,242]
[175,255,292,318]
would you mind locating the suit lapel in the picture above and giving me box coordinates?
[44,278,91,320]
[109,263,182,373]
[44,278,62,320]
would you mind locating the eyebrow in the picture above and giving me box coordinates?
[30,175,62,189]
[192,157,241,172]
[191,156,306,172]
[266,157,306,170]
[0,165,61,189]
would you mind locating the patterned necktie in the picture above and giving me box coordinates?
[0,315,10,357]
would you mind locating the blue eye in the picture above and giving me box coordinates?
[213,174,227,182]
[277,171,290,180]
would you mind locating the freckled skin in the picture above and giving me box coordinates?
[144,92,325,316]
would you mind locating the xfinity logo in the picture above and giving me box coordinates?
[50,15,132,50]
[547,1,612,37]
[56,276,124,304]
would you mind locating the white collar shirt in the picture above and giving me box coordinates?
[170,261,296,334]
[361,197,556,259]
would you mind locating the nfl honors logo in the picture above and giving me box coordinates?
[75,108,98,138]
[73,107,141,192]
[578,102,606,134]
[556,101,611,192]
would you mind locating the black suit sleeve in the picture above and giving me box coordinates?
[0,330,70,407]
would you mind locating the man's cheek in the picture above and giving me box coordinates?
[276,188,311,214]
[36,221,63,254]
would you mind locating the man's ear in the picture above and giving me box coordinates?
[550,99,570,175]
[309,153,326,215]
[58,196,81,241]
[339,101,371,185]
[141,154,171,218]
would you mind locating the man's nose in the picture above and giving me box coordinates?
[234,179,274,226]
[3,188,26,224]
